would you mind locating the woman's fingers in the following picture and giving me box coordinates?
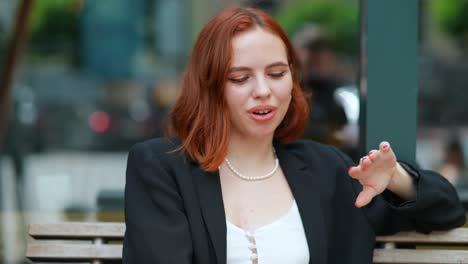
[348,166,359,179]
[349,155,374,178]
[360,156,372,171]
[355,185,377,208]
[367,149,378,162]
[349,141,397,208]
[379,141,391,153]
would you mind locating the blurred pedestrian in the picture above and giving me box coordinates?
[439,137,467,187]
[293,24,349,146]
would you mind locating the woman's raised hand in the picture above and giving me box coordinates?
[348,141,399,208]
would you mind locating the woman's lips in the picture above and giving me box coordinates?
[248,110,276,121]
[247,106,277,121]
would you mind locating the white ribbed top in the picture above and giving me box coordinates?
[226,200,309,264]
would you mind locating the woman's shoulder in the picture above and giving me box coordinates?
[283,139,342,158]
[280,139,353,169]
[128,137,184,164]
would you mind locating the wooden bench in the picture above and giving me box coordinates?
[26,222,468,263]
[26,222,125,264]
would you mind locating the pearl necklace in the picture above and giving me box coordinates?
[224,149,279,181]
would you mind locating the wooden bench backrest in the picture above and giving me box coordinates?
[374,228,468,264]
[27,222,125,263]
[27,223,468,263]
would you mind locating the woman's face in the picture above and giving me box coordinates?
[225,27,293,140]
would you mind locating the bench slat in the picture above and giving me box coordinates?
[26,244,122,260]
[373,249,468,264]
[376,228,468,244]
[29,222,125,239]
[27,223,468,264]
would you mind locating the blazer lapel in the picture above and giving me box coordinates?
[275,142,327,264]
[192,165,226,264]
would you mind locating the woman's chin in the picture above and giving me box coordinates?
[231,122,279,140]
[246,128,277,140]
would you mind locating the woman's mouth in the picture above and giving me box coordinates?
[253,109,272,115]
[248,106,277,121]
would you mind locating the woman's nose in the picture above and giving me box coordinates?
[252,76,271,98]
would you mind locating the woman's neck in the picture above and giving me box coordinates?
[226,134,276,171]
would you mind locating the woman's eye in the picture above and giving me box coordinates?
[228,77,249,83]
[269,71,286,78]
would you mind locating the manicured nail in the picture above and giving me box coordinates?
[368,151,373,156]
[383,144,389,149]
[348,166,353,172]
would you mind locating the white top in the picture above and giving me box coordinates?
[226,200,309,264]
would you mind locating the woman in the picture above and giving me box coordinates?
[123,7,466,264]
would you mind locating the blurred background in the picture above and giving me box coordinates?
[1,0,468,262]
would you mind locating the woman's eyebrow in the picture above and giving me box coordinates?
[229,66,250,73]
[265,62,289,69]
[229,62,288,72]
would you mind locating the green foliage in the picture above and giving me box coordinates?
[275,0,359,55]
[29,0,80,43]
[430,0,468,38]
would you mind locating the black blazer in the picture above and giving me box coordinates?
[123,137,466,264]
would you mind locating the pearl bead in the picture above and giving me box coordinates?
[223,148,278,181]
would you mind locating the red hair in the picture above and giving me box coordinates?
[170,7,309,172]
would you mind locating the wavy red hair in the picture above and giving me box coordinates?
[169,7,309,172]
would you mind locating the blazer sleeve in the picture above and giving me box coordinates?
[331,146,466,236]
[122,143,192,264]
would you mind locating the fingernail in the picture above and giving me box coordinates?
[383,144,389,149]
[348,166,353,172]
[368,151,373,155]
